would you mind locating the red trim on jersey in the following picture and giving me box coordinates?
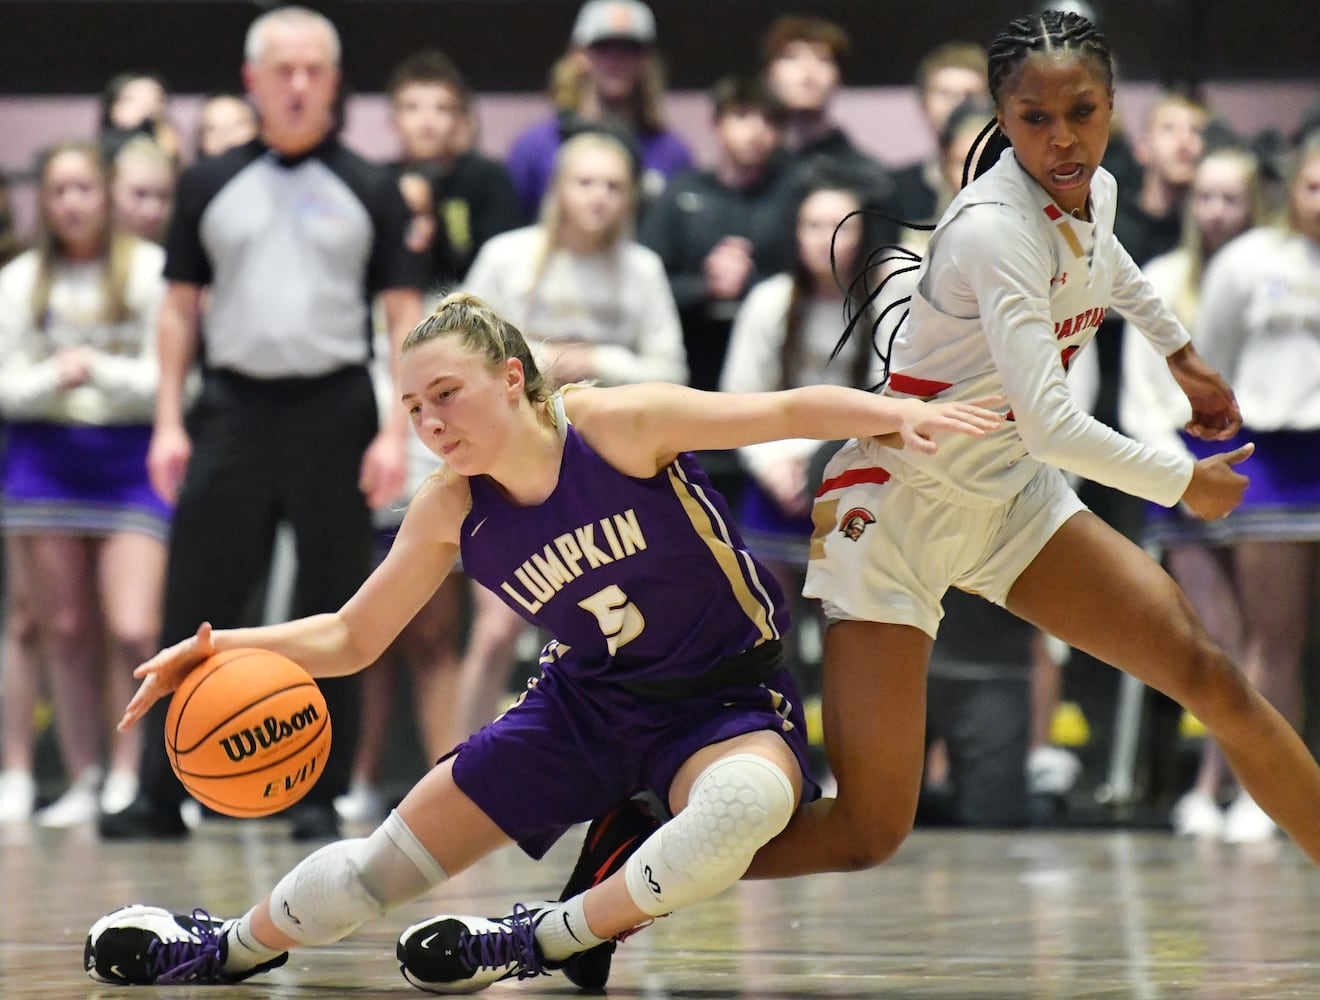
[816,466,892,498]
[889,372,953,397]
[1044,204,1064,221]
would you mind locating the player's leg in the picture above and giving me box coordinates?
[398,661,810,992]
[745,442,956,877]
[85,757,509,985]
[745,620,932,876]
[399,729,804,993]
[1006,510,1320,865]
[566,729,802,944]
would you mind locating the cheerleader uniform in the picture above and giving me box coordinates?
[0,241,169,541]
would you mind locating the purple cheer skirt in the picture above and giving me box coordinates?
[2,423,171,541]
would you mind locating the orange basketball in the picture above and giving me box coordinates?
[164,648,331,818]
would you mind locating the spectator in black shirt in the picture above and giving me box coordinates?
[387,51,521,285]
[639,76,793,394]
[759,15,900,254]
[1116,92,1209,267]
[890,41,989,225]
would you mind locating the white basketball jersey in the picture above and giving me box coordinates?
[878,149,1193,507]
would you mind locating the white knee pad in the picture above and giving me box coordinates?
[269,810,447,945]
[625,753,796,917]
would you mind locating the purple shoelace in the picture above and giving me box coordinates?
[457,903,546,982]
[147,908,226,985]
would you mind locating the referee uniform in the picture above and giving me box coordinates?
[105,135,427,839]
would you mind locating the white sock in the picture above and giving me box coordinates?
[223,913,284,973]
[533,896,608,961]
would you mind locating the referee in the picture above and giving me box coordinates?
[101,6,426,841]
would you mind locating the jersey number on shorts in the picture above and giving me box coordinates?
[578,585,646,655]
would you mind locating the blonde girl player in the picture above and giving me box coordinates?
[83,291,999,988]
[740,8,1320,882]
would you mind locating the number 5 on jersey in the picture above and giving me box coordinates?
[578,584,645,654]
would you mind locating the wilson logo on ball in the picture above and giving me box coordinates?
[217,703,323,763]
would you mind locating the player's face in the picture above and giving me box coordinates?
[400,338,522,475]
[244,23,340,154]
[1190,157,1252,256]
[996,54,1112,218]
[112,155,174,242]
[43,151,109,259]
[1290,151,1320,244]
[392,82,465,163]
[557,147,633,244]
[766,41,839,114]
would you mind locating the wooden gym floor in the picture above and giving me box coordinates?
[3,817,1319,998]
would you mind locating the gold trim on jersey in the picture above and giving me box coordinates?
[667,463,779,642]
[1043,202,1087,259]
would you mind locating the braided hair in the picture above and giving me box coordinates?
[969,11,1113,186]
[830,10,1114,390]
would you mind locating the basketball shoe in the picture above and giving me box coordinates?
[397,903,549,993]
[84,905,288,985]
[556,797,661,990]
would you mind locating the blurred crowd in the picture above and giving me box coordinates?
[0,1,1317,846]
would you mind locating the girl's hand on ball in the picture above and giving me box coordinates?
[118,623,217,731]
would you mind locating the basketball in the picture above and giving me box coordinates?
[164,648,332,818]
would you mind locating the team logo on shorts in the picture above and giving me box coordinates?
[839,507,875,541]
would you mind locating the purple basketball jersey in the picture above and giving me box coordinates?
[460,423,790,691]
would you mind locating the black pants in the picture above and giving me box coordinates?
[925,671,1032,827]
[139,367,377,810]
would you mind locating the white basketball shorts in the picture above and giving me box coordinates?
[804,438,1086,638]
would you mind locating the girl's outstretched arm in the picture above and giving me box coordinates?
[117,476,465,730]
[567,383,1004,476]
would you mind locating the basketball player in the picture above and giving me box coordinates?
[486,10,1320,990]
[83,290,1000,988]
[741,8,1320,882]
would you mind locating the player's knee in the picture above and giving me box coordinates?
[1176,632,1254,729]
[269,839,386,946]
[692,753,797,847]
[625,754,796,916]
[831,802,913,872]
[269,812,447,946]
[1157,594,1243,710]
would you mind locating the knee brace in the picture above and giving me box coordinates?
[624,753,795,917]
[269,810,448,945]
